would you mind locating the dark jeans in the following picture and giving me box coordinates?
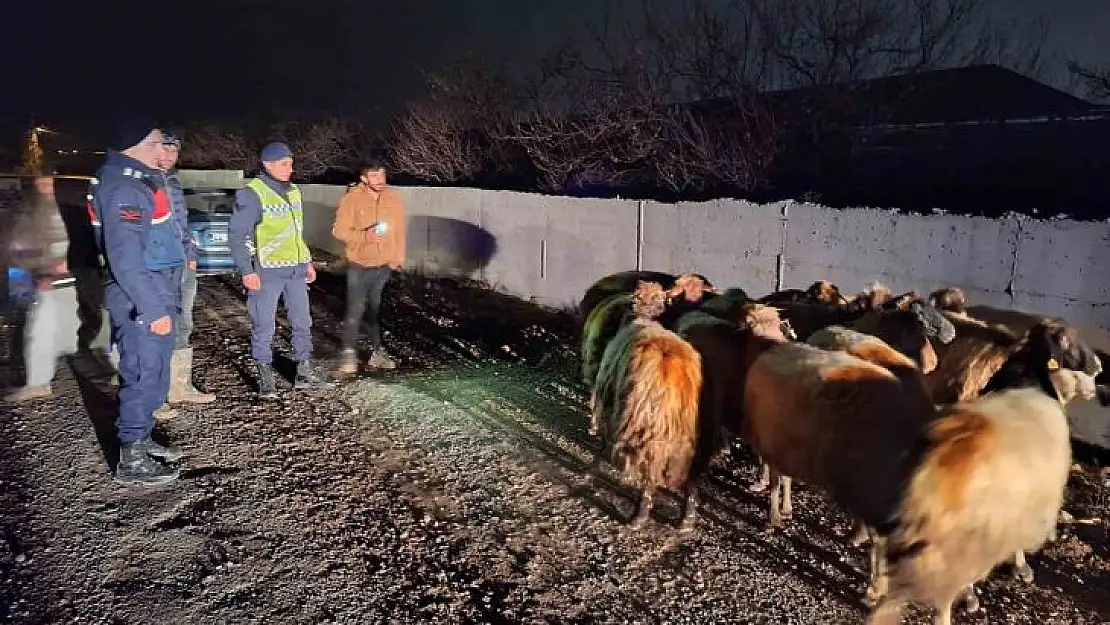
[247,265,313,364]
[343,264,392,351]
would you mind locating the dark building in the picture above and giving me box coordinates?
[767,65,1109,219]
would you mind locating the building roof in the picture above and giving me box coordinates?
[767,64,1097,125]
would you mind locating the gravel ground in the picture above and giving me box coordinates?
[1,267,1108,624]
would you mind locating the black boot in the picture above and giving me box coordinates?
[294,359,331,390]
[114,442,179,486]
[139,436,183,463]
[256,362,278,399]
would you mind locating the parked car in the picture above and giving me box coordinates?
[186,187,236,276]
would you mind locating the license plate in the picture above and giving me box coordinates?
[209,232,228,244]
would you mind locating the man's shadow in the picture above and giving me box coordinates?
[67,350,121,470]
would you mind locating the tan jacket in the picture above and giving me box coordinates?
[331,184,407,269]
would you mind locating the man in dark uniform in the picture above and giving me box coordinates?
[229,141,329,398]
[88,117,184,485]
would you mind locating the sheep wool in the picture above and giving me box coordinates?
[591,318,703,493]
[870,387,1072,625]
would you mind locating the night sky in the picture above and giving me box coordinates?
[2,0,1107,147]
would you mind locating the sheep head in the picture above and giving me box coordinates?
[1026,319,1103,404]
[806,280,845,305]
[740,303,788,340]
[669,273,717,303]
[929,287,969,314]
[631,280,668,320]
[1049,367,1099,405]
[845,281,894,312]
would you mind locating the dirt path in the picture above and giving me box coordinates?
[1,270,1107,624]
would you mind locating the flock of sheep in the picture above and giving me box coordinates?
[574,270,1107,625]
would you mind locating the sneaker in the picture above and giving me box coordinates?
[366,350,397,370]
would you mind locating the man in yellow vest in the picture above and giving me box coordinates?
[229,141,330,398]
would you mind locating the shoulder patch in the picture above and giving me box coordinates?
[119,205,143,224]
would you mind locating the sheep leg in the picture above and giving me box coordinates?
[630,487,654,528]
[766,468,785,531]
[583,443,604,487]
[864,595,906,625]
[864,530,889,607]
[586,393,599,436]
[678,483,699,532]
[961,585,980,613]
[849,519,871,547]
[780,475,793,520]
[932,596,955,625]
[749,461,771,493]
[1012,549,1034,583]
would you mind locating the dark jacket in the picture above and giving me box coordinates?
[160,168,196,263]
[90,151,186,323]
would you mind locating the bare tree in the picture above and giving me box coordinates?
[391,54,528,183]
[271,117,365,178]
[181,124,255,171]
[182,116,366,178]
[392,0,1053,194]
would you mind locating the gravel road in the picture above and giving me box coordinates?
[1,268,1107,624]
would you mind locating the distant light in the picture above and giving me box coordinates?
[33,126,54,134]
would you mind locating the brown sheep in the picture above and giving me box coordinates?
[732,307,938,547]
[805,325,938,602]
[585,303,704,528]
[580,282,668,432]
[867,322,1099,625]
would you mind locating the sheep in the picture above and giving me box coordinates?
[580,284,667,383]
[732,307,938,549]
[757,279,847,306]
[924,312,1025,405]
[585,298,705,529]
[658,303,798,528]
[578,270,718,326]
[866,321,1100,625]
[925,287,1102,383]
[775,291,956,357]
[805,324,939,599]
[580,282,669,433]
[932,289,1106,407]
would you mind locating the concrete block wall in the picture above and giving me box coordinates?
[182,172,1108,332]
[177,169,245,190]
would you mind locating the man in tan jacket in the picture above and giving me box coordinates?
[331,160,406,372]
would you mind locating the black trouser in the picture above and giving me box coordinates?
[72,264,106,352]
[343,264,392,351]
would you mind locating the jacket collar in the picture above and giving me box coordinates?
[105,151,157,178]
